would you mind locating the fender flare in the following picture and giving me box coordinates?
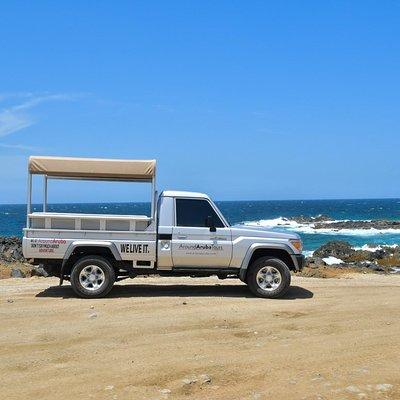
[239,243,296,282]
[60,241,121,285]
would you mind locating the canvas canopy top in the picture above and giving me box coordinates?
[28,156,156,181]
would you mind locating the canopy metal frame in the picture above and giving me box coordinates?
[26,166,157,229]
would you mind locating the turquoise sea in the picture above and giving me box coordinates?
[1,199,400,252]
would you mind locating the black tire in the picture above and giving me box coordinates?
[246,257,291,298]
[70,256,116,298]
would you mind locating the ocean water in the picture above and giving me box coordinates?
[1,199,400,252]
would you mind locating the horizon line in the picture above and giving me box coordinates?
[1,196,400,206]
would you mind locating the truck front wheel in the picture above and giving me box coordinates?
[70,256,115,298]
[246,257,291,298]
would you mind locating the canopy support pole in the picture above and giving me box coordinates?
[151,176,156,219]
[43,175,48,212]
[27,173,32,228]
[151,163,157,220]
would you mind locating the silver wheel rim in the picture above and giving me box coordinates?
[79,265,106,291]
[256,266,282,291]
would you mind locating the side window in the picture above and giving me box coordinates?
[176,199,224,228]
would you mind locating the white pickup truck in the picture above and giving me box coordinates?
[23,156,304,298]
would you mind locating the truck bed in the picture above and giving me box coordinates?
[23,212,157,261]
[27,212,152,232]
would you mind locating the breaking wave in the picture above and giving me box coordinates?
[242,217,400,237]
[353,244,398,252]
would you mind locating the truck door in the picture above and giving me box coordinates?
[172,198,232,267]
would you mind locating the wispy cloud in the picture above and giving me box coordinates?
[0,143,41,151]
[0,111,33,137]
[0,93,76,138]
[0,92,38,102]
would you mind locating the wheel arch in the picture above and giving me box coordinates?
[60,241,121,284]
[239,244,296,282]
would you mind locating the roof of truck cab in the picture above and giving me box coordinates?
[161,190,210,199]
[28,156,156,181]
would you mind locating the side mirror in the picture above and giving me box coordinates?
[205,216,216,232]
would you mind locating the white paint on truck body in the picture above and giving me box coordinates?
[23,190,303,273]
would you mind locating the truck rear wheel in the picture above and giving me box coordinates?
[70,256,115,298]
[246,257,291,298]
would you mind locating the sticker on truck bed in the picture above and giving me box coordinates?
[120,243,150,254]
[30,239,67,254]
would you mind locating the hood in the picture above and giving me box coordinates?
[231,224,300,241]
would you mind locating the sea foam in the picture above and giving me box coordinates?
[243,217,400,237]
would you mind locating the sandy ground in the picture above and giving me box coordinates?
[0,274,399,400]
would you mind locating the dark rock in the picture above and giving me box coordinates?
[372,249,387,259]
[306,257,326,268]
[314,241,355,260]
[340,263,356,269]
[287,214,400,232]
[11,268,25,278]
[13,250,22,261]
[314,220,400,230]
[354,260,385,272]
[351,262,368,269]
[0,236,24,262]
[368,263,384,272]
[32,265,50,277]
[347,250,376,263]
[289,215,332,223]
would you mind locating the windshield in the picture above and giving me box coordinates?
[213,201,231,226]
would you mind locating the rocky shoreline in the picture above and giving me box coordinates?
[1,236,399,279]
[305,240,400,275]
[0,237,48,278]
[0,237,24,263]
[288,215,400,230]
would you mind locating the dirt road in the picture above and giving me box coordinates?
[1,274,399,400]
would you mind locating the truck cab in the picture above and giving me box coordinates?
[157,191,232,270]
[23,156,304,299]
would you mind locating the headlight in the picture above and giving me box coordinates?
[290,239,303,252]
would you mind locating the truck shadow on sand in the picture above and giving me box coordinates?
[36,284,313,300]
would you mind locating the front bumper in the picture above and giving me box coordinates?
[293,254,305,271]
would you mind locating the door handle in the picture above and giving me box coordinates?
[177,235,187,239]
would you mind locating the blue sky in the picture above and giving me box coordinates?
[0,1,399,203]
